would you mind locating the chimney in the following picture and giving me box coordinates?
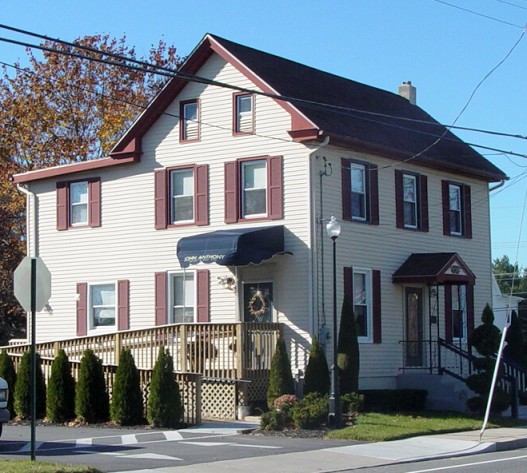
[398,81,416,105]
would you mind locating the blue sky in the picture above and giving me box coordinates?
[3,0,527,267]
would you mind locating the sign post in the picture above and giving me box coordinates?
[14,256,51,461]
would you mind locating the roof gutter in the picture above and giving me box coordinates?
[489,179,506,193]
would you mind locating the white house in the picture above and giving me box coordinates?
[12,34,508,410]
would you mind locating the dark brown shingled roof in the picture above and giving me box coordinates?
[210,34,506,182]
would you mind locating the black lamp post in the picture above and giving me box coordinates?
[326,215,341,428]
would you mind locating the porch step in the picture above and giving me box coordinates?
[396,373,474,413]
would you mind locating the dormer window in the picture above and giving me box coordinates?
[234,93,254,134]
[180,100,199,142]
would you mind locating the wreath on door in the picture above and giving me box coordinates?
[247,290,268,320]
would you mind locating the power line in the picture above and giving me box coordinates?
[434,0,526,28]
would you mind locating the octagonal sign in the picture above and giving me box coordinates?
[14,257,52,312]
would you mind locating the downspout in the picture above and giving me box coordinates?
[308,135,330,345]
[16,183,37,257]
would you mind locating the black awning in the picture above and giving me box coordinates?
[177,225,289,268]
[392,252,475,285]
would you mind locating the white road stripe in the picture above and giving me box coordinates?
[121,434,138,444]
[405,453,527,473]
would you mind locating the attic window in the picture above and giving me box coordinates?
[234,93,254,134]
[180,100,199,142]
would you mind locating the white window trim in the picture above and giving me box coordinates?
[182,102,199,140]
[70,181,89,227]
[88,281,117,333]
[241,159,268,219]
[353,267,373,343]
[449,184,463,236]
[403,174,418,229]
[350,163,367,222]
[170,168,195,224]
[168,270,197,324]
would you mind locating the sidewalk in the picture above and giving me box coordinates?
[122,422,527,473]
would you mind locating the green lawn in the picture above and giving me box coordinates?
[0,460,100,473]
[326,411,527,442]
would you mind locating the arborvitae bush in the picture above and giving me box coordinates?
[147,348,182,428]
[0,351,17,418]
[13,351,46,419]
[303,336,330,396]
[504,310,525,366]
[75,349,109,423]
[111,349,144,425]
[337,296,360,394]
[46,349,75,423]
[267,336,295,409]
[466,304,509,413]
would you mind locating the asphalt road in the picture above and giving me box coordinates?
[0,424,350,472]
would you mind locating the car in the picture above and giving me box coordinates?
[0,377,9,438]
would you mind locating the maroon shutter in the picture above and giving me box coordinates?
[76,283,88,336]
[463,185,472,239]
[88,178,101,228]
[445,285,453,342]
[268,156,283,220]
[56,182,68,231]
[442,180,450,236]
[341,158,351,221]
[117,280,129,331]
[196,269,210,323]
[466,284,475,339]
[369,164,379,225]
[195,165,209,226]
[154,169,167,230]
[224,161,238,223]
[155,272,167,325]
[343,266,353,303]
[372,270,382,344]
[420,175,429,232]
[395,170,404,229]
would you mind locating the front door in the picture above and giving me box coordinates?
[405,287,423,367]
[243,282,273,322]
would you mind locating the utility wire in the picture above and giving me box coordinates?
[1,23,526,143]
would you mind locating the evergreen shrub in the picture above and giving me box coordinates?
[75,349,109,423]
[147,347,182,428]
[46,349,75,423]
[110,349,144,425]
[266,336,295,409]
[337,296,360,394]
[303,336,330,396]
[13,351,46,419]
[0,350,17,418]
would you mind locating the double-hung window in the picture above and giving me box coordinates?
[442,180,471,238]
[154,165,209,229]
[234,93,254,134]
[351,163,367,221]
[169,272,195,323]
[353,269,371,340]
[90,283,116,330]
[241,159,267,218]
[344,266,382,344]
[224,156,283,223]
[70,181,88,226]
[170,168,195,223]
[395,170,428,231]
[341,158,379,225]
[56,178,101,230]
[180,100,199,141]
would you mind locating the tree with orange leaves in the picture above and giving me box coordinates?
[0,34,182,344]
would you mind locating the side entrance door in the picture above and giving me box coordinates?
[405,287,423,367]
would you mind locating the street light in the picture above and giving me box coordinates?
[326,216,341,428]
